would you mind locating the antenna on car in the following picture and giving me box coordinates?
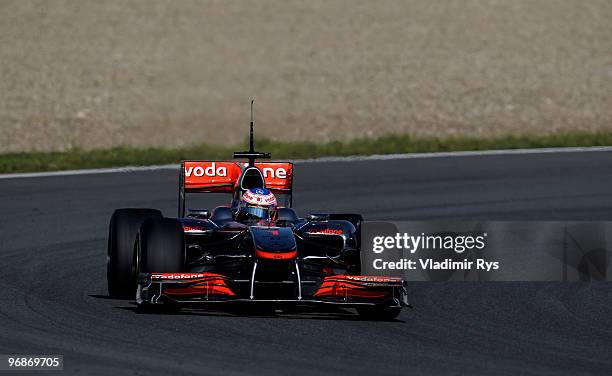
[233,98,271,167]
[250,99,255,152]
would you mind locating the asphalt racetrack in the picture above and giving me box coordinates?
[1,150,611,375]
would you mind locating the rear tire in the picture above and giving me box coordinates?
[107,208,162,298]
[356,306,402,321]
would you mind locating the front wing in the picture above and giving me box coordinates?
[136,272,410,308]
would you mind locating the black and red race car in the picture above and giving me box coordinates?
[106,124,409,320]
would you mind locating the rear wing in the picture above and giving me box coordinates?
[178,160,293,216]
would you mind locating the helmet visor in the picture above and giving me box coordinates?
[242,205,270,220]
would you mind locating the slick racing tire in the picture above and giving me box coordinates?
[137,217,186,274]
[136,218,185,313]
[107,208,162,298]
[356,306,402,321]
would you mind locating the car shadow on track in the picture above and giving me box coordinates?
[89,294,406,322]
[89,294,403,322]
[119,305,404,322]
[89,294,123,300]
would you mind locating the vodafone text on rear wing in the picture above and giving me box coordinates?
[178,160,293,216]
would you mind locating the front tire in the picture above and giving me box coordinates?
[136,218,185,313]
[107,208,162,298]
[138,217,186,273]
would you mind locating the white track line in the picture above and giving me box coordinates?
[293,145,612,163]
[0,164,178,179]
[1,146,611,180]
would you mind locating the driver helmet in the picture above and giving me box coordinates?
[237,187,277,221]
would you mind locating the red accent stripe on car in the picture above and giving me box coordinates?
[312,275,400,300]
[255,249,297,260]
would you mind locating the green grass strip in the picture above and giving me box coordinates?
[1,131,611,174]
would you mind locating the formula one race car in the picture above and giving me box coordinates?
[106,113,409,320]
